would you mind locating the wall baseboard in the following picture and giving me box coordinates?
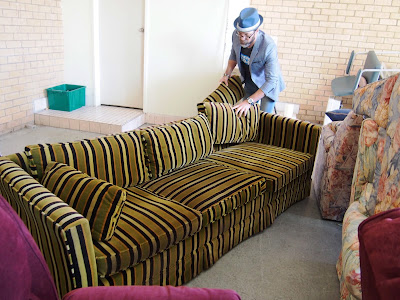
[34,98,48,113]
[145,113,186,125]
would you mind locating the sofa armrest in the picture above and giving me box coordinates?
[256,112,321,156]
[0,158,97,298]
[5,152,32,175]
[359,208,400,300]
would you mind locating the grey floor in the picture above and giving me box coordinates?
[0,125,342,300]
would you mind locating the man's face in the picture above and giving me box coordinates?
[236,30,257,48]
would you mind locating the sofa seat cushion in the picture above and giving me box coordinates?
[139,160,265,227]
[205,142,313,193]
[94,186,202,277]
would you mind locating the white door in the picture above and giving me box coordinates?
[99,0,144,108]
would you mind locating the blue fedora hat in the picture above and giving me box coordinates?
[234,7,263,32]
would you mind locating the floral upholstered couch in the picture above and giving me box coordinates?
[312,111,363,221]
[0,76,321,298]
[337,72,400,299]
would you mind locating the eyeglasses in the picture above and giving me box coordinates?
[235,30,256,40]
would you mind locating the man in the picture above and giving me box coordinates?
[220,7,285,117]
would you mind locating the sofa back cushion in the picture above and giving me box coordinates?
[373,75,400,214]
[198,102,260,144]
[42,162,126,241]
[25,131,149,187]
[141,114,213,179]
[203,75,244,105]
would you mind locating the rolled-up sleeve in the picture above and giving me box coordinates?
[259,44,279,96]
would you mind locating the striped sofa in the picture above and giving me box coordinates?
[0,76,321,298]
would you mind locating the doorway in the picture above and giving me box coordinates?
[98,0,144,108]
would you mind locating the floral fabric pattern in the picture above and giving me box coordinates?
[338,73,400,299]
[353,73,399,129]
[313,111,363,221]
[337,202,367,300]
[374,75,400,213]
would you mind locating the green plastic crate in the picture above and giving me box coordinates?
[46,84,86,112]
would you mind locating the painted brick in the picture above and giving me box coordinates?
[0,0,63,134]
[254,0,400,125]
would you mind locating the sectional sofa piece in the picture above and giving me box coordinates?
[0,76,321,297]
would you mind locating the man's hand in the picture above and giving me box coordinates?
[219,75,229,86]
[232,100,252,118]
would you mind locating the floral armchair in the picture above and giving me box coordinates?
[312,110,363,221]
[337,73,400,299]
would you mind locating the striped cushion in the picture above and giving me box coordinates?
[94,186,202,277]
[139,160,265,227]
[205,142,313,193]
[42,162,126,242]
[203,75,244,105]
[141,115,213,179]
[198,102,260,144]
[25,131,149,187]
[5,152,32,175]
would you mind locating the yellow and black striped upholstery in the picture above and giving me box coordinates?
[202,75,244,105]
[94,186,202,277]
[25,131,149,187]
[139,160,265,227]
[42,162,126,242]
[98,229,204,286]
[197,102,260,144]
[6,152,32,175]
[0,158,97,297]
[205,142,313,192]
[256,112,321,156]
[204,170,312,269]
[141,115,213,179]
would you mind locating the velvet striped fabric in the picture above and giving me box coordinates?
[205,142,313,192]
[257,112,321,156]
[6,152,32,175]
[25,131,149,187]
[99,172,313,286]
[140,160,265,227]
[98,230,204,287]
[94,186,202,277]
[203,75,244,105]
[0,158,97,297]
[141,115,213,179]
[198,102,260,144]
[204,170,312,269]
[98,193,268,287]
[42,162,126,242]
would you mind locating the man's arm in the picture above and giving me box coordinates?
[219,60,237,85]
[259,43,279,96]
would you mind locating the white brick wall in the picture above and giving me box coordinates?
[252,0,400,123]
[0,0,63,134]
[1,1,399,130]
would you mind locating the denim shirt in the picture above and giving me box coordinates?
[229,30,285,101]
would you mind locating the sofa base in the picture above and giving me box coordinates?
[98,173,311,287]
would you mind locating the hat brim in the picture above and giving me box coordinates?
[233,14,263,32]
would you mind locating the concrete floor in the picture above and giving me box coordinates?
[0,125,342,300]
